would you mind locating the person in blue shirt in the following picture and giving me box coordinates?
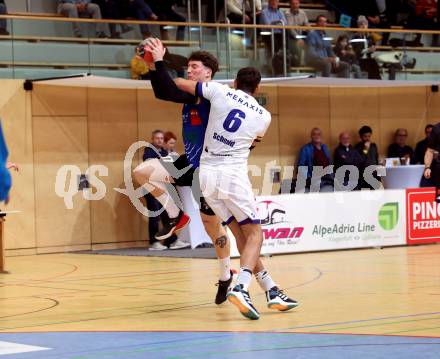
[306,15,349,78]
[0,121,11,203]
[297,127,334,192]
[260,0,287,54]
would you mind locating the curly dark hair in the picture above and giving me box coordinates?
[188,51,219,78]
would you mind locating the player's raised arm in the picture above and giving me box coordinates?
[174,78,198,96]
[141,38,197,104]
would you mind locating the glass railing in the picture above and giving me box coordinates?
[1,14,440,81]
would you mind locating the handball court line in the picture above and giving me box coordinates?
[0,265,324,332]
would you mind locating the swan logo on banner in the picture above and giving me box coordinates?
[257,200,304,243]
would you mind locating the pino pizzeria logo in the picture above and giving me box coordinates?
[378,202,399,230]
[257,200,304,241]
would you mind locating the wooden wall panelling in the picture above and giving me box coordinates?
[88,88,141,246]
[278,85,331,174]
[329,87,380,157]
[0,81,36,251]
[379,86,428,157]
[32,114,91,252]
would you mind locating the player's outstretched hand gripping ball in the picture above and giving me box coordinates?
[136,38,156,62]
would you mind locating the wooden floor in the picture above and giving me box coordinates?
[1,244,440,337]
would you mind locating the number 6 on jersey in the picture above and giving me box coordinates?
[223,109,246,133]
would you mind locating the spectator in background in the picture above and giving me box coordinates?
[352,16,382,80]
[298,127,334,192]
[284,0,309,66]
[142,130,189,250]
[355,125,380,189]
[415,124,434,164]
[207,0,225,23]
[406,0,438,46]
[92,0,134,38]
[423,122,440,193]
[227,0,262,24]
[149,0,186,41]
[57,0,107,38]
[334,35,362,78]
[305,15,350,78]
[334,132,364,189]
[0,0,8,36]
[357,0,392,45]
[260,0,286,54]
[163,131,179,160]
[388,128,415,164]
[122,0,158,39]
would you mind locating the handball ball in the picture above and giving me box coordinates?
[137,37,159,62]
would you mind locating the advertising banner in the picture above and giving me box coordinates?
[230,190,406,257]
[406,187,440,245]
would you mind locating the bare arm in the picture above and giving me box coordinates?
[174,78,198,96]
[424,148,434,179]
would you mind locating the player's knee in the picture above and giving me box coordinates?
[133,164,153,184]
[202,215,222,233]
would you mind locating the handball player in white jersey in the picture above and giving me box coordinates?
[175,68,298,320]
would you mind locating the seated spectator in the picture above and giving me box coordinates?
[354,125,380,189]
[143,130,189,251]
[297,127,334,192]
[121,0,158,39]
[0,0,8,36]
[284,0,309,66]
[227,0,262,24]
[352,16,381,80]
[387,128,415,164]
[406,0,438,46]
[415,124,434,164]
[260,0,286,54]
[163,131,179,160]
[334,132,364,189]
[305,15,350,78]
[357,0,392,45]
[207,0,225,23]
[57,0,107,38]
[149,0,185,41]
[334,35,362,78]
[92,0,133,38]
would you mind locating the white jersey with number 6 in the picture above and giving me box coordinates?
[196,81,271,167]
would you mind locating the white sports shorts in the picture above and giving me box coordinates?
[199,164,260,226]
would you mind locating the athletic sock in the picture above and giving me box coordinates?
[155,192,180,218]
[255,269,277,292]
[219,257,231,281]
[236,267,253,291]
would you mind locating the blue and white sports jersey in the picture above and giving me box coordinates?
[196,82,271,166]
[181,98,211,168]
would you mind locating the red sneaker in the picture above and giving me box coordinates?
[155,211,191,241]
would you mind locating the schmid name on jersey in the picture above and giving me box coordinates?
[213,132,236,147]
